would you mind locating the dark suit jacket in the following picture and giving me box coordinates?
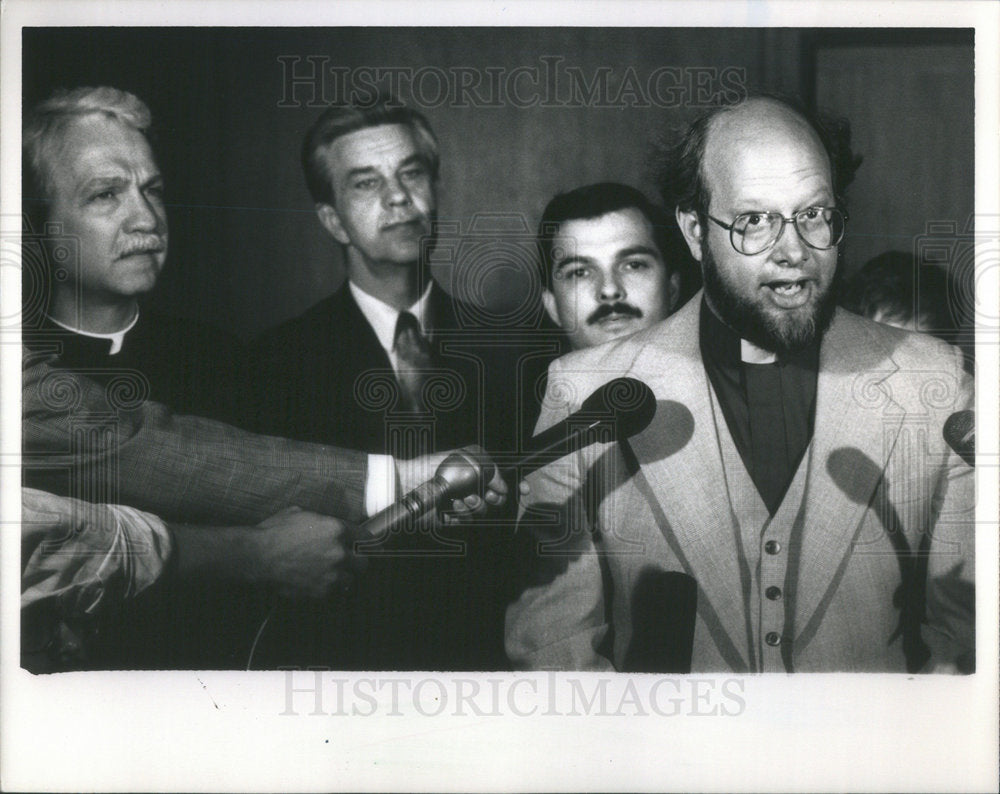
[249,282,561,670]
[253,283,496,454]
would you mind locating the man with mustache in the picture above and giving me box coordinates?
[22,87,239,422]
[521,182,695,438]
[507,95,974,673]
[538,182,690,354]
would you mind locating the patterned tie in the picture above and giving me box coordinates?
[393,311,433,411]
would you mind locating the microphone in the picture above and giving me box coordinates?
[359,377,656,539]
[360,449,496,539]
[507,376,656,478]
[944,410,974,467]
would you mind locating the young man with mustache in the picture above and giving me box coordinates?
[518,182,694,442]
[507,96,974,674]
[538,181,690,353]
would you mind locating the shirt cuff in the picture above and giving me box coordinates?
[365,454,398,517]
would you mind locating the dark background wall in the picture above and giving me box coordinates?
[23,27,974,340]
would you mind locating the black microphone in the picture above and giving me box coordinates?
[506,376,656,478]
[944,410,974,467]
[359,377,656,539]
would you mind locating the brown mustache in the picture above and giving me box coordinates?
[587,302,643,325]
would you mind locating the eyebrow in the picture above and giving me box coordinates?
[615,245,662,260]
[398,154,428,169]
[554,245,662,270]
[79,175,129,194]
[79,173,163,193]
[343,154,428,181]
[344,166,379,181]
[553,254,595,271]
[731,192,834,213]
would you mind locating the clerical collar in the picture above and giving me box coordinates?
[349,280,434,354]
[46,308,139,355]
[699,297,818,368]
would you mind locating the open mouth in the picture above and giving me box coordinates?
[764,279,812,307]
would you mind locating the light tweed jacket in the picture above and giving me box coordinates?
[22,348,368,526]
[506,295,974,673]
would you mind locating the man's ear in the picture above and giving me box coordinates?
[541,289,562,328]
[666,271,681,313]
[676,207,704,262]
[316,203,351,246]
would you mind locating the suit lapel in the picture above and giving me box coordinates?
[338,285,393,372]
[791,310,905,644]
[624,299,754,671]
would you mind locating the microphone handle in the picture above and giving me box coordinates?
[358,478,447,540]
[501,417,605,479]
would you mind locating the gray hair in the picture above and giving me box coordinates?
[23,86,152,225]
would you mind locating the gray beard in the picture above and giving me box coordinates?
[701,244,836,356]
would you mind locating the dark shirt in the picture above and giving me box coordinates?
[23,309,251,668]
[24,309,243,424]
[699,299,819,514]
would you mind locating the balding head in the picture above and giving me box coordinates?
[703,97,830,187]
[657,93,860,223]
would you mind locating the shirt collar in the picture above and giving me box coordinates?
[349,280,434,353]
[46,308,139,356]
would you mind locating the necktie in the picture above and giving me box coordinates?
[393,311,432,411]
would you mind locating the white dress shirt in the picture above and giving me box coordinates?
[349,280,434,372]
[349,281,435,514]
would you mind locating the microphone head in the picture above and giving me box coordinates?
[944,410,975,467]
[580,377,656,439]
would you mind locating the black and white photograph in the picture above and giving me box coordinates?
[2,1,997,791]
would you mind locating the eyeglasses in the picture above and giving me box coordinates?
[706,206,847,256]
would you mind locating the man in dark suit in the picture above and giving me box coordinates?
[251,96,518,670]
[253,96,491,455]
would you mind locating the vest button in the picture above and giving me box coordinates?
[764,540,781,555]
[765,586,782,601]
[765,632,781,646]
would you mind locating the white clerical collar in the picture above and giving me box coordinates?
[740,338,777,364]
[349,280,434,353]
[47,309,139,355]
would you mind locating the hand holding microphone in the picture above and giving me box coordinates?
[361,377,657,541]
[364,446,503,539]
